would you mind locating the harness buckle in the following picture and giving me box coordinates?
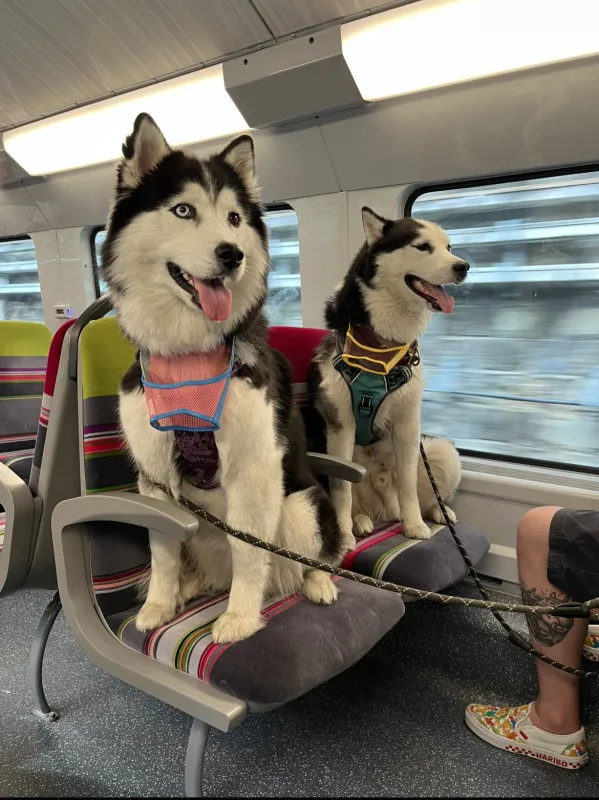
[358,395,374,418]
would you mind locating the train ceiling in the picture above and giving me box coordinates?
[0,0,409,132]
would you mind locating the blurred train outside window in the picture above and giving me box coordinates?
[0,237,43,322]
[91,206,302,326]
[408,170,599,473]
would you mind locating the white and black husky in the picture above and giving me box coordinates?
[309,208,468,543]
[102,114,344,644]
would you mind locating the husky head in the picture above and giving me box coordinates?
[102,113,268,355]
[325,208,469,343]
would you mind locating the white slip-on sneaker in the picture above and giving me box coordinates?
[465,702,588,769]
[583,624,599,663]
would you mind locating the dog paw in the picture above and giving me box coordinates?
[211,612,265,644]
[353,514,374,537]
[303,571,339,605]
[403,521,432,540]
[430,504,457,524]
[135,600,177,632]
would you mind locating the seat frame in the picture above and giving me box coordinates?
[51,306,369,796]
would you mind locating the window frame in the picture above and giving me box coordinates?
[404,163,599,477]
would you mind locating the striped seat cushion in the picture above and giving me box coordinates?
[80,319,405,705]
[104,574,404,705]
[343,521,490,591]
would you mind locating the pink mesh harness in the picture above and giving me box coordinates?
[140,343,240,490]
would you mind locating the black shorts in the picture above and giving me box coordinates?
[548,509,599,602]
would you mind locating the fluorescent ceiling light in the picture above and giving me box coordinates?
[3,64,250,176]
[342,0,599,102]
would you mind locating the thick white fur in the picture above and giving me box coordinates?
[316,211,466,541]
[351,437,461,536]
[120,353,337,643]
[113,119,338,643]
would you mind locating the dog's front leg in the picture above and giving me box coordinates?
[326,426,357,551]
[393,401,431,541]
[120,387,184,632]
[211,383,283,644]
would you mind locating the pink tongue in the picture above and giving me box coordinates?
[192,279,233,322]
[423,281,454,314]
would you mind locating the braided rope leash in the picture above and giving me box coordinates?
[158,469,598,679]
[418,442,599,680]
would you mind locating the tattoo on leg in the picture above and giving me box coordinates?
[521,586,573,647]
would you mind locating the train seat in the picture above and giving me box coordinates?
[267,326,491,595]
[51,314,405,792]
[0,320,52,581]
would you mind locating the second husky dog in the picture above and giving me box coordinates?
[310,208,468,543]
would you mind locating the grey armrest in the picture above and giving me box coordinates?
[307,452,366,483]
[0,461,36,593]
[51,491,247,732]
[52,492,200,542]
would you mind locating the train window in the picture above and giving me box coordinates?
[91,206,302,325]
[407,170,599,473]
[0,237,43,322]
[91,228,107,297]
[264,206,302,326]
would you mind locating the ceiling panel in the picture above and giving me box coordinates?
[252,0,405,37]
[0,0,272,130]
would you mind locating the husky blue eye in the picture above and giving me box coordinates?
[228,211,241,227]
[172,203,194,219]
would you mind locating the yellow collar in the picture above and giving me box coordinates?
[340,325,419,375]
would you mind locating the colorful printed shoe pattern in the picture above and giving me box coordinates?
[583,624,599,663]
[465,702,588,769]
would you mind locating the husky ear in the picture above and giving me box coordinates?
[219,135,259,201]
[362,206,389,246]
[118,113,171,190]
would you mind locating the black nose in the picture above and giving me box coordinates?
[215,243,244,272]
[453,261,469,282]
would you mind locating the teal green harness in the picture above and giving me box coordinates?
[333,345,420,447]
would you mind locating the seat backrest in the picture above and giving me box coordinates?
[28,319,77,493]
[268,326,328,453]
[0,321,51,469]
[77,317,149,614]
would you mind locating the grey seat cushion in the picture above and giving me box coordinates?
[343,521,490,592]
[104,576,405,706]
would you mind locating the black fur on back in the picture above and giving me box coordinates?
[324,218,423,334]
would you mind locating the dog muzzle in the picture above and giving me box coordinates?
[140,342,237,432]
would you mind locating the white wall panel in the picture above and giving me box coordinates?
[57,227,97,314]
[29,229,63,331]
[290,193,348,328]
[26,163,115,230]
[0,184,49,236]
[320,56,599,191]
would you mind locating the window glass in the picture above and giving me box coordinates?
[264,207,302,326]
[92,206,302,326]
[92,228,107,296]
[0,237,43,322]
[409,171,599,471]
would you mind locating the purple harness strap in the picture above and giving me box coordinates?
[174,358,242,491]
